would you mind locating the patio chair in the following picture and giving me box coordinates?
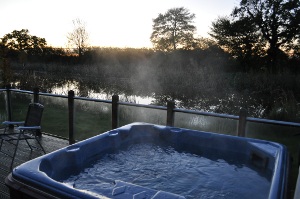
[0,103,46,170]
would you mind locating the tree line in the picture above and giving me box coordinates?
[1,0,300,72]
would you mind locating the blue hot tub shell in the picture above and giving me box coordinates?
[5,123,289,199]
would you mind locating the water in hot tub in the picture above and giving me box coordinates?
[63,143,272,199]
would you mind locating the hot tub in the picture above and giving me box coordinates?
[6,123,289,199]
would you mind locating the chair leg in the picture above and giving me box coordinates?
[25,139,33,151]
[0,127,8,151]
[0,139,3,151]
[35,136,46,154]
[10,136,21,170]
[3,126,8,134]
[20,130,34,151]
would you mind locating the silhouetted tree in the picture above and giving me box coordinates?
[0,29,47,66]
[67,18,89,58]
[150,7,197,51]
[0,41,13,85]
[210,16,266,71]
[1,29,47,55]
[234,0,300,72]
[193,37,217,50]
[211,0,300,72]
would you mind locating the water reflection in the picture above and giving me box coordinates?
[11,72,299,122]
[51,80,78,95]
[9,74,256,117]
[50,80,155,104]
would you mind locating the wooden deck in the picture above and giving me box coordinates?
[0,132,69,199]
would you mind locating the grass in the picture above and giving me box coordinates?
[40,98,112,140]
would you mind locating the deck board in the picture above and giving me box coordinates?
[0,132,69,199]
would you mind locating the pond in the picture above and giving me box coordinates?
[11,70,300,123]
[51,80,155,105]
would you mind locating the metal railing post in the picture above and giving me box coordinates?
[112,95,119,129]
[167,101,175,126]
[33,87,42,136]
[68,90,75,144]
[5,85,12,123]
[33,87,39,103]
[237,108,247,137]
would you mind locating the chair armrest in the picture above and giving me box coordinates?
[17,126,41,130]
[2,121,25,126]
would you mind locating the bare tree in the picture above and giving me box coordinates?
[67,18,89,58]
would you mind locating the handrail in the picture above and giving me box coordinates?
[174,108,240,120]
[74,96,112,104]
[1,87,300,142]
[6,89,34,95]
[175,107,300,128]
[39,92,69,99]
[247,117,300,128]
[119,101,167,110]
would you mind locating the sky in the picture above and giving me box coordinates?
[0,0,239,48]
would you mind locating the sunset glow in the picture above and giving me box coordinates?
[1,0,238,48]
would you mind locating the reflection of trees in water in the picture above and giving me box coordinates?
[12,71,67,93]
[12,71,300,123]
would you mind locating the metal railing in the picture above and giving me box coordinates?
[1,86,300,145]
